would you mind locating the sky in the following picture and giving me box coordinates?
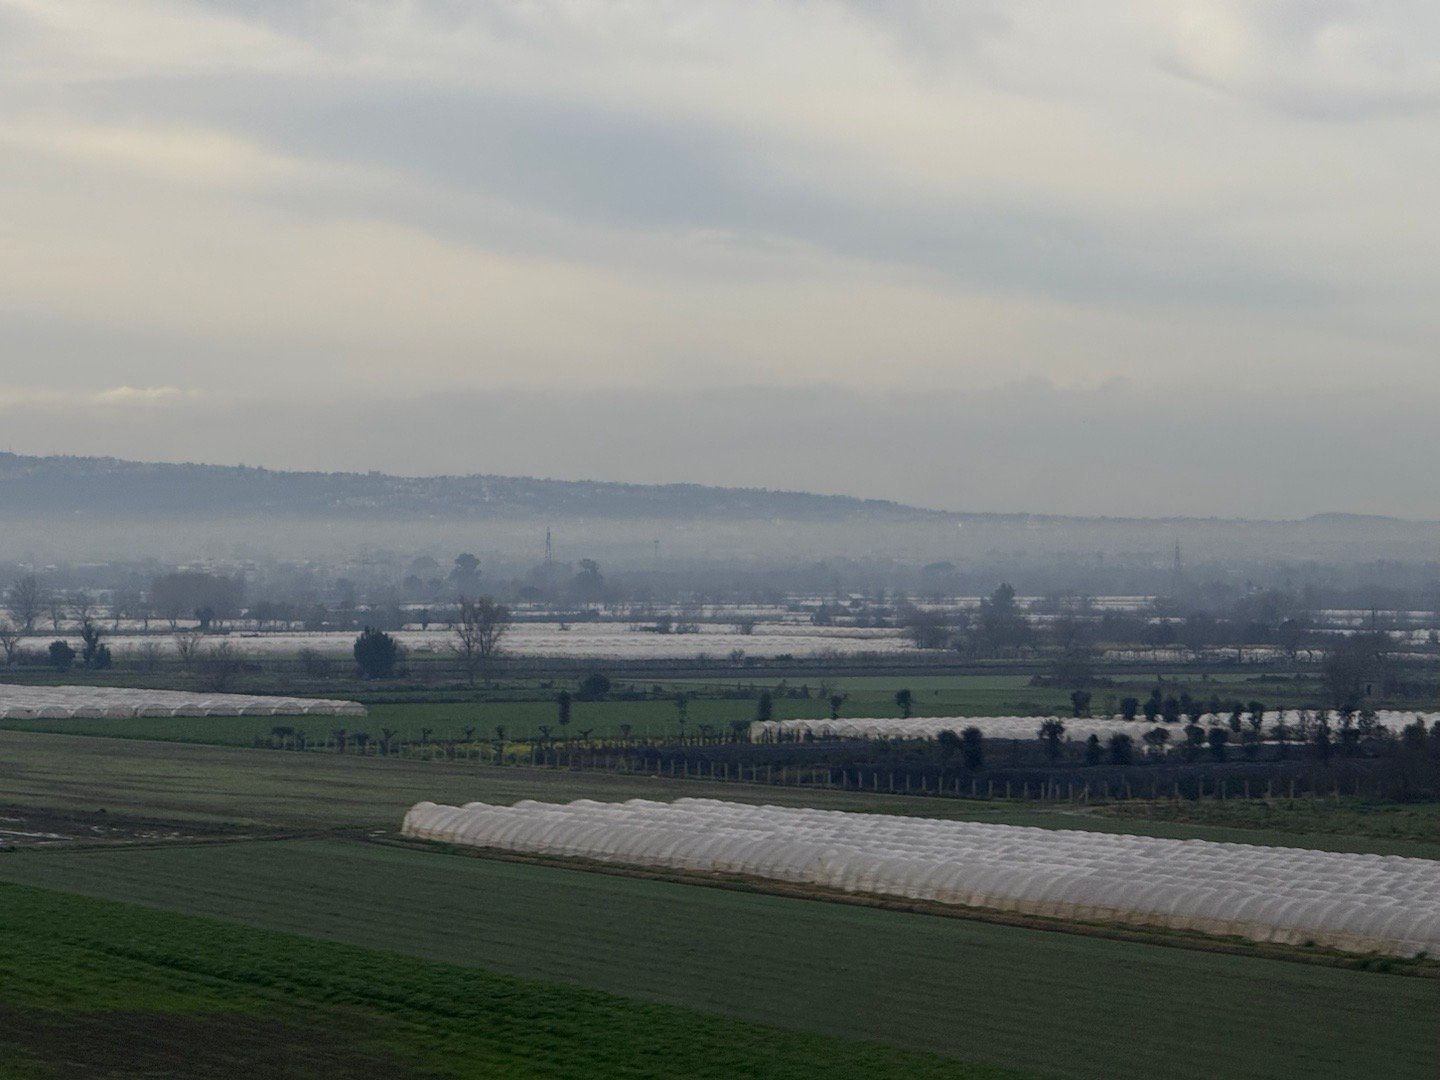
[0,1,1435,518]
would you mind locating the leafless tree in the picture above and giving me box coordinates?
[135,639,163,672]
[174,630,204,671]
[899,604,951,650]
[150,571,244,631]
[112,588,142,630]
[199,640,242,691]
[5,576,44,632]
[157,593,186,630]
[450,596,512,684]
[47,593,65,633]
[69,590,95,626]
[0,620,23,665]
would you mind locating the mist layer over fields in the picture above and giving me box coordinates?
[4,454,1440,575]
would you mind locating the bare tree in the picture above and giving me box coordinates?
[135,639,163,672]
[0,620,23,665]
[156,590,186,630]
[150,571,244,631]
[47,592,65,633]
[899,604,950,649]
[5,576,44,632]
[199,640,242,691]
[69,590,95,626]
[174,630,204,671]
[111,588,142,630]
[450,596,512,685]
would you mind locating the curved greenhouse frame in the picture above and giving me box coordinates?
[750,710,1440,743]
[0,685,365,720]
[403,797,1440,958]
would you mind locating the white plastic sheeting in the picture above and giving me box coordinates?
[751,712,1439,742]
[0,685,365,720]
[403,797,1440,958]
[86,624,912,660]
[754,716,1167,742]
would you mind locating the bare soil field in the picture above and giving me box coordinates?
[0,805,271,850]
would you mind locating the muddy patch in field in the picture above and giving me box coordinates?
[0,1006,420,1079]
[0,806,270,849]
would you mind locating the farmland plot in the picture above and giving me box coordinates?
[0,880,1011,1080]
[404,798,1440,956]
[68,621,915,660]
[0,684,364,720]
[0,839,1433,1080]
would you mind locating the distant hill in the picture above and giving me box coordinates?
[4,453,1438,567]
[0,453,956,523]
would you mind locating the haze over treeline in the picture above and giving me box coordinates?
[4,455,1440,610]
[3,384,1436,520]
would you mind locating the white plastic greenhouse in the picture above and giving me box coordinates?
[0,685,365,720]
[403,797,1440,958]
[750,711,1440,743]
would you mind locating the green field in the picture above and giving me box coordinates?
[2,724,1437,1078]
[1,839,1434,1080]
[1093,798,1440,846]
[0,671,1333,749]
[0,680,1074,747]
[0,881,1019,1080]
[3,729,1437,856]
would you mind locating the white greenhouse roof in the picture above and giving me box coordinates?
[403,797,1440,958]
[751,711,1440,742]
[0,684,365,720]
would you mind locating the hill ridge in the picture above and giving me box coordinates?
[0,452,951,522]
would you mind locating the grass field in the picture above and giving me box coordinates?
[3,729,1437,857]
[0,681,1074,747]
[2,723,1436,1079]
[0,671,1334,748]
[0,839,1434,1080]
[0,881,1022,1080]
[1093,798,1440,845]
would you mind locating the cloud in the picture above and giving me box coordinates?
[0,385,202,408]
[91,385,201,405]
[0,0,316,82]
[1152,2,1440,120]
[0,0,1434,517]
[0,115,327,189]
[828,0,1011,64]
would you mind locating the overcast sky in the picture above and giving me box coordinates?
[0,2,1435,517]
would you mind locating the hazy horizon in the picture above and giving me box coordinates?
[2,378,1434,520]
